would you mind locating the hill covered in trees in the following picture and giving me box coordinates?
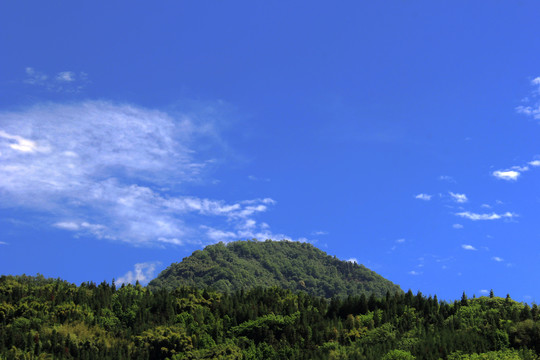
[147,240,401,298]
[1,275,540,359]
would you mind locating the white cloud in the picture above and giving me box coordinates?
[312,230,328,236]
[493,170,520,181]
[511,165,529,172]
[492,256,504,262]
[516,77,540,119]
[415,193,432,201]
[56,71,75,82]
[408,270,421,275]
[439,175,455,182]
[455,211,516,221]
[516,105,540,120]
[0,241,7,245]
[453,224,464,229]
[347,258,358,264]
[117,262,160,285]
[479,289,489,295]
[396,238,405,243]
[462,244,477,251]
[53,222,80,231]
[0,130,46,153]
[23,67,88,92]
[24,67,48,85]
[204,227,238,242]
[449,192,468,203]
[0,102,287,246]
[481,204,491,209]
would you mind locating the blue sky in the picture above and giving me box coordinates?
[2,1,540,302]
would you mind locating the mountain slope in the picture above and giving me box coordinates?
[148,240,401,298]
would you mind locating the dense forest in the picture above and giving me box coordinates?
[148,240,401,298]
[2,274,540,359]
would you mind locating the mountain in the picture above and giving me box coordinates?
[147,239,401,298]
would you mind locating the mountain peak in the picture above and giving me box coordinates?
[148,239,401,298]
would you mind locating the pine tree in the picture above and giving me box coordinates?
[460,292,468,306]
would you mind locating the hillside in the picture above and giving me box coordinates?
[2,275,539,359]
[147,239,401,298]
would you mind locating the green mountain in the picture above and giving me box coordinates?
[147,239,401,298]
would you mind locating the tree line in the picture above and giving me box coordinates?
[1,275,540,359]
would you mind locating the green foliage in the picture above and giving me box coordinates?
[447,349,539,359]
[148,239,402,298]
[382,349,416,360]
[1,273,540,359]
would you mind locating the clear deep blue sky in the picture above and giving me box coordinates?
[2,1,540,301]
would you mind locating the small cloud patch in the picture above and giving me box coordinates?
[449,192,468,203]
[117,262,161,285]
[415,193,432,201]
[493,170,520,181]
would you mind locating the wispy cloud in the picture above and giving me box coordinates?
[396,238,405,243]
[516,76,540,120]
[490,79,540,182]
[201,214,299,244]
[311,230,328,236]
[462,244,477,251]
[439,175,455,183]
[455,211,516,221]
[248,175,270,182]
[449,192,468,203]
[408,270,422,275]
[56,71,76,82]
[347,258,358,264]
[117,262,161,285]
[0,130,45,153]
[0,241,8,245]
[24,67,89,92]
[492,256,504,262]
[0,101,288,246]
[453,223,463,229]
[415,193,432,201]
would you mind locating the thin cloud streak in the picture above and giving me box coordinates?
[455,211,516,221]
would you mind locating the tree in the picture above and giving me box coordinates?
[382,349,415,360]
[461,292,468,306]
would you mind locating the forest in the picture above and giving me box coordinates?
[148,240,401,298]
[2,274,540,359]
